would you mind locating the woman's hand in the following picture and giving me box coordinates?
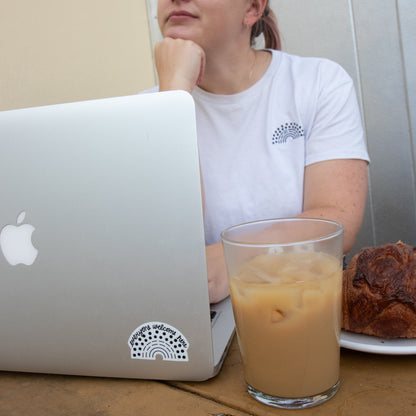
[155,37,206,93]
[206,242,230,304]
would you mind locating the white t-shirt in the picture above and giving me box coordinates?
[147,50,370,245]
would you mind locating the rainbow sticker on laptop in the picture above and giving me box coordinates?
[128,322,189,362]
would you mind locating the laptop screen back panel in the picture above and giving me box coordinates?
[0,92,214,380]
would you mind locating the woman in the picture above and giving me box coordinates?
[152,0,369,303]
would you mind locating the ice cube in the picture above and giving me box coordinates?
[271,308,285,323]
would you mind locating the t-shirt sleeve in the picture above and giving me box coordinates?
[305,60,370,166]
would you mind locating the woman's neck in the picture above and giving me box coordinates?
[197,48,272,95]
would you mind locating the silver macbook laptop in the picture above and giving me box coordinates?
[0,91,235,381]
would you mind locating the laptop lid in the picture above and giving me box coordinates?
[0,91,234,381]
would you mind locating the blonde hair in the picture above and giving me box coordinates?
[251,1,281,50]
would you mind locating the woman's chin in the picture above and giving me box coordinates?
[162,27,199,42]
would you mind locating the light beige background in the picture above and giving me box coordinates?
[0,0,155,110]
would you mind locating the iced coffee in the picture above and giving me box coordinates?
[230,251,342,398]
[221,218,343,409]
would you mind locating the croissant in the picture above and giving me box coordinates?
[342,241,416,339]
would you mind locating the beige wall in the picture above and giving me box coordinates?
[0,0,155,110]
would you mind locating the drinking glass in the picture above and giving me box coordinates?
[221,218,344,409]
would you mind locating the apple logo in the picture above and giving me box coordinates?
[0,211,38,266]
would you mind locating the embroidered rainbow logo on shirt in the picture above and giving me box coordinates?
[128,322,189,362]
[272,122,304,144]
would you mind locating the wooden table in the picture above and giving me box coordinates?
[1,336,416,416]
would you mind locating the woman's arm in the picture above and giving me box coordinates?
[299,158,368,253]
[207,158,368,303]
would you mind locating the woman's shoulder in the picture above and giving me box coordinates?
[271,50,353,85]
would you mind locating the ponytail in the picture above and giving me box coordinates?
[250,2,281,50]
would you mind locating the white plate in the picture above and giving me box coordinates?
[340,330,416,355]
